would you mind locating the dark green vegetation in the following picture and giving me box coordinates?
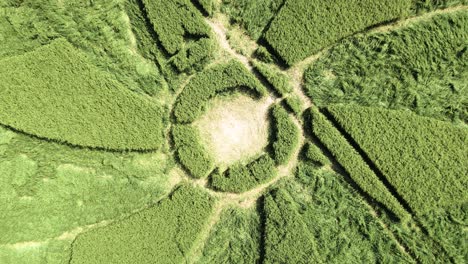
[304,11,468,123]
[253,61,292,96]
[308,108,409,220]
[211,155,276,193]
[141,0,218,76]
[327,105,467,214]
[198,207,261,263]
[327,105,468,260]
[170,38,217,74]
[0,39,164,151]
[254,45,276,63]
[172,125,214,178]
[196,0,217,16]
[142,0,209,55]
[284,96,303,115]
[71,185,215,264]
[270,105,300,165]
[303,142,330,166]
[264,0,411,65]
[221,0,284,40]
[0,126,172,244]
[173,60,267,123]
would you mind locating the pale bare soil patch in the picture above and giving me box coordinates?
[194,95,274,166]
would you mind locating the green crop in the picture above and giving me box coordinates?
[211,155,276,193]
[303,142,329,167]
[326,105,468,259]
[284,96,303,115]
[263,188,322,263]
[253,61,292,96]
[221,0,285,40]
[254,46,276,64]
[0,126,173,244]
[140,0,217,78]
[0,39,165,151]
[0,0,166,96]
[289,165,413,263]
[0,239,71,264]
[196,0,217,16]
[197,207,261,263]
[71,184,215,264]
[304,11,468,123]
[270,105,300,165]
[170,38,217,74]
[1,1,466,262]
[173,60,267,123]
[142,0,210,55]
[172,125,215,178]
[264,0,411,65]
[308,107,409,220]
[411,0,467,14]
[327,105,468,215]
[418,203,468,262]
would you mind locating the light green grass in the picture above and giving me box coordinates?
[263,188,322,263]
[0,125,173,245]
[0,0,166,96]
[0,240,71,264]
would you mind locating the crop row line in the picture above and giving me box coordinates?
[317,108,457,263]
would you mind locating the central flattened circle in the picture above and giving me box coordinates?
[193,95,274,166]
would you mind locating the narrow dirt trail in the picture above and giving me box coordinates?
[186,200,228,263]
[177,15,311,259]
[206,20,252,70]
[1,219,112,249]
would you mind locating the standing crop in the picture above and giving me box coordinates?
[264,0,410,65]
[0,39,165,151]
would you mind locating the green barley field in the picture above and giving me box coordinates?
[0,0,466,263]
